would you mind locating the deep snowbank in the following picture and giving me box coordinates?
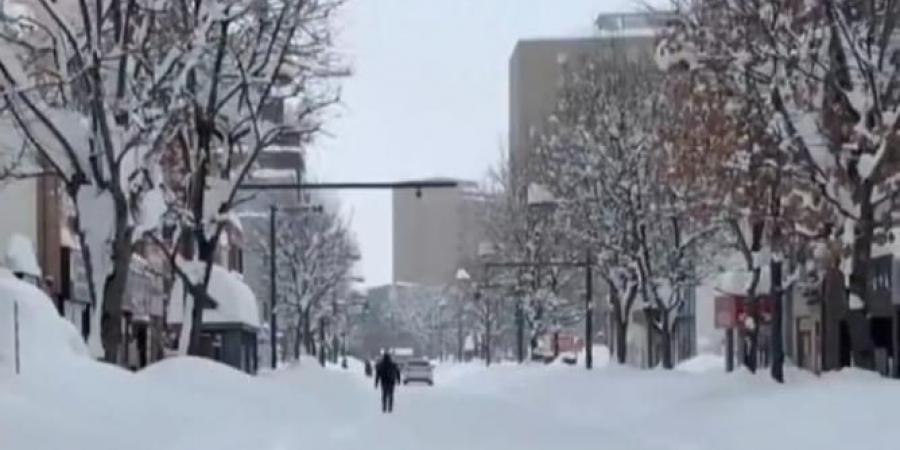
[676,353,724,373]
[2,328,899,450]
[0,271,87,374]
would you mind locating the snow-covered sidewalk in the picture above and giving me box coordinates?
[3,353,900,450]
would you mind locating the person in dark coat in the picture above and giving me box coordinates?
[374,353,402,413]
[364,359,373,377]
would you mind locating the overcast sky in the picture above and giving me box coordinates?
[308,0,651,287]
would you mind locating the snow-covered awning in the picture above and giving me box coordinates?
[715,269,771,296]
[5,234,41,278]
[60,225,79,249]
[167,263,261,329]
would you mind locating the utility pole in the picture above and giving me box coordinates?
[485,292,492,366]
[585,251,594,370]
[14,301,20,375]
[457,302,464,362]
[516,298,525,363]
[269,205,278,370]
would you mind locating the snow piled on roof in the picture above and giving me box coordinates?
[168,263,260,327]
[715,269,771,295]
[251,168,298,180]
[5,234,41,277]
[0,269,87,373]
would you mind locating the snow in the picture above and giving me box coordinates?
[59,225,78,249]
[3,344,900,450]
[716,268,771,295]
[526,182,556,206]
[133,185,166,239]
[858,153,877,179]
[75,187,118,358]
[251,168,299,180]
[849,293,865,310]
[5,234,41,277]
[168,262,261,328]
[676,353,723,373]
[0,270,87,374]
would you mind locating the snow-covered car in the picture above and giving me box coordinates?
[402,359,434,385]
[561,352,578,365]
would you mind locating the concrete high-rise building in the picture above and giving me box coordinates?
[392,179,487,287]
[507,12,700,368]
[508,12,672,193]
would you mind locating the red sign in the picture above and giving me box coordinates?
[716,295,774,330]
[715,296,737,329]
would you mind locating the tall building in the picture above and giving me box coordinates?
[508,12,671,194]
[392,179,487,287]
[507,11,698,367]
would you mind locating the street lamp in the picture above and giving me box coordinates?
[455,268,471,362]
[524,182,596,370]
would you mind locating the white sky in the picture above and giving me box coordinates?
[309,0,653,287]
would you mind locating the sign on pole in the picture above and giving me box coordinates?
[14,300,20,375]
[714,296,737,329]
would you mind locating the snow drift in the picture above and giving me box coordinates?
[0,270,87,373]
[167,262,260,327]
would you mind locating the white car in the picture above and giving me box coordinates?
[402,359,434,385]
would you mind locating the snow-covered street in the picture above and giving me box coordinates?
[3,353,900,450]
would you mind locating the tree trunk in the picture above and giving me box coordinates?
[188,235,216,356]
[552,331,560,358]
[293,319,302,361]
[304,309,314,354]
[100,264,129,364]
[848,181,876,369]
[318,316,326,367]
[615,319,628,364]
[744,300,759,373]
[95,191,132,364]
[770,258,784,383]
[485,304,492,367]
[660,310,674,369]
[187,288,212,357]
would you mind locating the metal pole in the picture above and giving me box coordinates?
[486,295,492,366]
[516,299,524,363]
[585,253,594,370]
[14,301,20,375]
[725,328,734,372]
[457,298,464,362]
[893,307,900,378]
[269,205,278,370]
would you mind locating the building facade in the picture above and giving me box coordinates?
[509,12,669,195]
[392,179,487,287]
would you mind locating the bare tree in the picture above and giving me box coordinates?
[662,0,899,376]
[147,0,345,355]
[0,1,205,361]
[478,159,582,360]
[534,49,716,368]
[259,206,358,361]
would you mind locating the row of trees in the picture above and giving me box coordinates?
[658,0,900,380]
[0,0,345,362]
[481,0,897,380]
[248,191,362,365]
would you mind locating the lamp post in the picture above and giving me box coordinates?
[476,183,595,370]
[269,205,277,369]
[455,268,471,362]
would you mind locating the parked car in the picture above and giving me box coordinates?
[402,359,434,385]
[561,352,578,365]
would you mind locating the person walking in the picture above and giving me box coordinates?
[374,353,401,413]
